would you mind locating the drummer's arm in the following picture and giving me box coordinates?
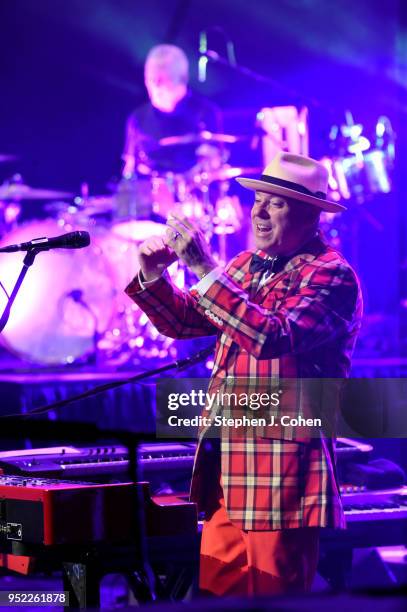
[125,271,217,339]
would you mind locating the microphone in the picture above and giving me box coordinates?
[0,231,91,253]
[198,30,208,82]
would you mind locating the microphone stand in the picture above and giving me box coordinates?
[201,49,332,113]
[0,248,40,333]
[2,343,215,419]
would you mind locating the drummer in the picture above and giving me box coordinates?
[122,44,221,177]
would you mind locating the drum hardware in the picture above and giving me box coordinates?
[108,170,204,242]
[88,225,179,365]
[185,159,248,253]
[203,166,262,183]
[0,174,74,201]
[339,151,392,204]
[97,261,181,367]
[211,194,242,266]
[123,132,159,178]
[111,177,166,241]
[327,112,395,204]
[194,142,229,179]
[117,131,246,247]
[213,194,242,235]
[158,130,248,147]
[59,289,101,364]
[317,114,395,256]
[74,194,115,217]
[375,115,395,166]
[44,199,78,216]
[150,171,184,218]
[114,176,156,221]
[319,156,349,203]
[96,306,172,366]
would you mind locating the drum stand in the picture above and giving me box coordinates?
[0,248,40,333]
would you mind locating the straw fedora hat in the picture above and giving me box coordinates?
[236,151,345,213]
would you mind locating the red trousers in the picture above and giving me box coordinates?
[200,487,320,597]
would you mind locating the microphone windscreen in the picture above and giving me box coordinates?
[76,231,91,247]
[57,231,91,249]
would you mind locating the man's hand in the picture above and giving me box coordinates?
[138,236,178,282]
[165,211,217,279]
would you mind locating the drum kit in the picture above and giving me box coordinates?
[0,112,396,367]
[324,114,395,205]
[0,134,258,367]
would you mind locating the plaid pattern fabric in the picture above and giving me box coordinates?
[125,233,363,530]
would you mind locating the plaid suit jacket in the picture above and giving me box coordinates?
[125,233,363,530]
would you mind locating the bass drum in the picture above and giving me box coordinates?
[0,219,126,365]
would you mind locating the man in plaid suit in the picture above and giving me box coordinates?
[125,152,363,596]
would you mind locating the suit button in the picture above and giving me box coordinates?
[204,309,211,316]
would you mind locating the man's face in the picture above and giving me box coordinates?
[145,61,185,112]
[251,191,318,256]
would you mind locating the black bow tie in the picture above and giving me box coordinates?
[249,254,288,275]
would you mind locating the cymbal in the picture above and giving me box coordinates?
[76,195,114,215]
[0,154,18,163]
[205,166,262,182]
[0,183,74,201]
[159,130,247,147]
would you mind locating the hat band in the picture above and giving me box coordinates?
[260,174,327,200]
